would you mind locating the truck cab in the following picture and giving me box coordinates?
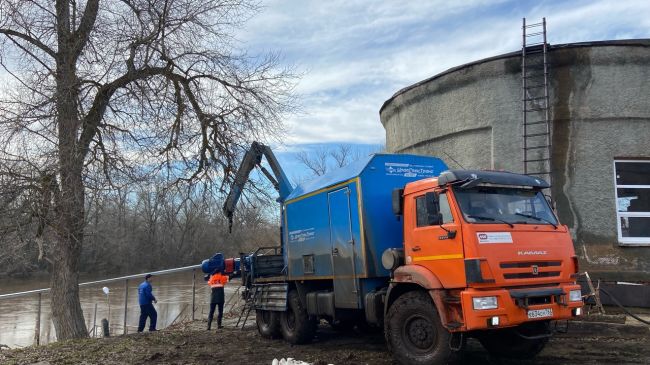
[385,169,583,363]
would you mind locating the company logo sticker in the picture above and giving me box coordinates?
[384,162,436,178]
[289,228,315,243]
[477,232,513,244]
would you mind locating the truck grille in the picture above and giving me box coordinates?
[500,261,562,280]
[500,261,561,269]
[504,271,561,279]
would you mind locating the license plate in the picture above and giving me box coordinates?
[527,308,553,319]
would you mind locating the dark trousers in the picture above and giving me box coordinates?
[207,302,224,329]
[138,303,157,332]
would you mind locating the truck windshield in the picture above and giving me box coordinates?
[454,187,558,226]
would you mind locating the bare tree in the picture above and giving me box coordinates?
[294,144,381,180]
[295,147,329,176]
[330,144,354,168]
[0,0,295,339]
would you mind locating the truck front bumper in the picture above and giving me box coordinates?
[458,283,583,331]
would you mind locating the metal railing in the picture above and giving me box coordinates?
[0,265,202,347]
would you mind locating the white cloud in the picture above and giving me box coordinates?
[238,0,650,146]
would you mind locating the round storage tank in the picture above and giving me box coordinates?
[380,39,650,280]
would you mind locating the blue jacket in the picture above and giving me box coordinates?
[138,281,156,305]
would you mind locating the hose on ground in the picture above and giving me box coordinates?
[598,288,650,325]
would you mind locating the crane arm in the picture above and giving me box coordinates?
[222,142,293,230]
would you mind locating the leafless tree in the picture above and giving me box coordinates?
[295,147,329,176]
[330,144,353,168]
[0,0,295,339]
[294,144,383,180]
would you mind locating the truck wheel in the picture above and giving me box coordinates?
[478,321,549,359]
[385,290,451,365]
[280,290,316,344]
[256,310,281,339]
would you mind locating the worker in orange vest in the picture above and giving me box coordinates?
[207,270,228,330]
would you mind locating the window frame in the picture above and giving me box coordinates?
[415,195,428,228]
[438,193,454,225]
[613,159,650,246]
[414,192,454,228]
[453,186,557,226]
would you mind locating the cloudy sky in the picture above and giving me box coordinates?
[235,0,649,172]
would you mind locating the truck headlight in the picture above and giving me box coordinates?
[473,296,498,310]
[569,289,582,302]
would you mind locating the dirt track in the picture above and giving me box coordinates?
[1,319,648,365]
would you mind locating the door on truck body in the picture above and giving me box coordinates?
[328,187,360,308]
[408,191,466,288]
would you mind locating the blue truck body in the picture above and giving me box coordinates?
[281,153,448,308]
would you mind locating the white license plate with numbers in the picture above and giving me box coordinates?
[527,308,553,319]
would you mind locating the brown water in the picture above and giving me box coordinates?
[0,271,241,348]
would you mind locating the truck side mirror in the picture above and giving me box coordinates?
[425,192,442,226]
[392,188,404,215]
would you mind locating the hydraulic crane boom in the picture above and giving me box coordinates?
[222,142,293,230]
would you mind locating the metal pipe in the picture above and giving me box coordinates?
[34,293,41,346]
[92,302,98,338]
[191,269,196,321]
[107,291,111,334]
[123,279,129,335]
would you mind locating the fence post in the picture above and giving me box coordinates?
[34,292,41,346]
[192,269,196,321]
[123,279,129,334]
[92,303,98,337]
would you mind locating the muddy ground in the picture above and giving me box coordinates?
[1,318,648,365]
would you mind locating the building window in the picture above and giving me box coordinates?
[614,160,650,245]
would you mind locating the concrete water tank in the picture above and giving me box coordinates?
[380,39,650,280]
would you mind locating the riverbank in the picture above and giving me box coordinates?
[0,270,226,348]
[1,317,649,365]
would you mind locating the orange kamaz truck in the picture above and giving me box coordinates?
[382,169,583,363]
[221,146,583,365]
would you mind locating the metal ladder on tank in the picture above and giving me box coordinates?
[522,17,553,186]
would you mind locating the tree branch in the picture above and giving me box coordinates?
[77,65,172,162]
[73,0,99,58]
[0,28,56,58]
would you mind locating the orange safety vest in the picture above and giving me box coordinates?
[208,273,228,288]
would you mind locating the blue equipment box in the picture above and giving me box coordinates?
[283,153,448,289]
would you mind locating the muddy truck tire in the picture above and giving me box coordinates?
[280,290,316,344]
[477,321,549,359]
[385,290,451,365]
[256,310,281,339]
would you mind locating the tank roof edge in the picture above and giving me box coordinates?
[379,38,650,116]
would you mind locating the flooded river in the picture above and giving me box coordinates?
[0,271,241,348]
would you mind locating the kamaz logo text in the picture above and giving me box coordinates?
[517,250,547,256]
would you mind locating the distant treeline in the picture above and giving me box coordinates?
[0,182,279,278]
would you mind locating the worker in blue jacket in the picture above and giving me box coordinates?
[137,274,157,332]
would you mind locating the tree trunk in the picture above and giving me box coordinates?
[49,121,89,339]
[49,157,88,338]
[50,41,88,338]
[50,233,88,339]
